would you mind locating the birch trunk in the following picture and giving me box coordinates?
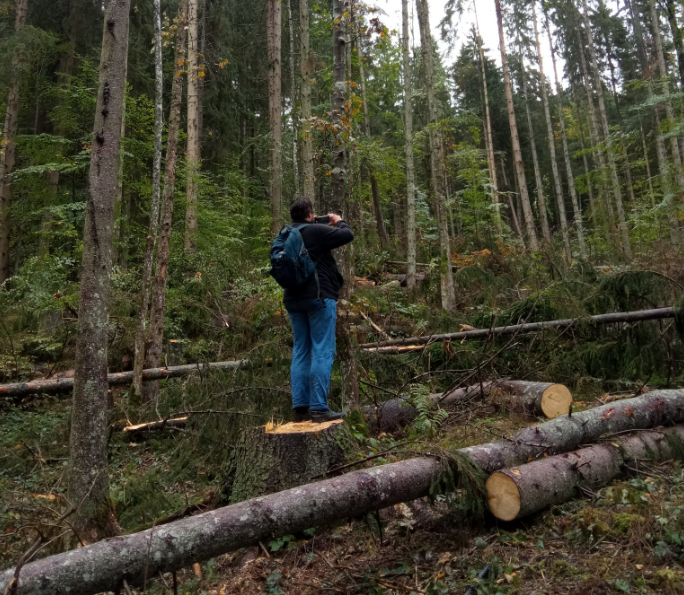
[184,0,200,253]
[494,0,538,251]
[131,0,164,402]
[544,9,587,258]
[402,0,417,288]
[356,19,389,249]
[299,0,315,203]
[0,0,28,283]
[68,0,130,542]
[144,2,188,403]
[287,0,300,195]
[531,1,570,258]
[650,0,684,240]
[520,60,552,245]
[580,0,632,258]
[417,0,456,309]
[267,0,283,237]
[474,1,502,238]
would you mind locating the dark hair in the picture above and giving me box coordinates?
[290,196,313,221]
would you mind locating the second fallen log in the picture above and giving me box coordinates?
[487,425,684,521]
[492,381,572,419]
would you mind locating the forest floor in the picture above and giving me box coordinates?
[2,388,684,595]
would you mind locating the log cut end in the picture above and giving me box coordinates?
[486,471,522,522]
[539,384,573,419]
[265,419,344,434]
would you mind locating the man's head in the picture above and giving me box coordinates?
[290,196,314,222]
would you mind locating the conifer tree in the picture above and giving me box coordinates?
[185,0,200,253]
[267,0,283,236]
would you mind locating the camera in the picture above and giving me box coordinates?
[314,215,331,225]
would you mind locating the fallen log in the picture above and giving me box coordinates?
[359,307,677,350]
[0,360,251,397]
[3,389,684,595]
[492,381,572,419]
[363,380,571,433]
[487,425,684,522]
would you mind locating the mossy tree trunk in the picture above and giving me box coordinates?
[68,0,131,543]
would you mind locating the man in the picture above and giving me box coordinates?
[283,196,354,423]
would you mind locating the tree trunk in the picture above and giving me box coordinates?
[581,0,632,258]
[474,1,502,238]
[403,0,417,288]
[299,0,315,204]
[494,0,538,251]
[6,390,684,595]
[665,0,684,86]
[545,9,586,258]
[331,0,358,410]
[0,0,28,283]
[650,0,684,239]
[416,0,456,310]
[184,0,200,253]
[223,421,348,503]
[144,2,188,403]
[531,1,570,258]
[520,58,552,245]
[641,123,656,206]
[359,306,677,350]
[267,0,283,237]
[487,425,684,521]
[68,0,130,543]
[287,0,300,195]
[131,0,164,402]
[356,19,389,249]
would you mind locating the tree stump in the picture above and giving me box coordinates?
[492,381,572,419]
[223,420,350,504]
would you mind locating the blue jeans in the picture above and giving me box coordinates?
[285,298,337,411]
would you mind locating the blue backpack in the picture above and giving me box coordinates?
[269,223,320,296]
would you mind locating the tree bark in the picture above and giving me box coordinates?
[299,0,315,204]
[0,0,28,283]
[223,421,348,503]
[520,57,552,245]
[131,0,164,402]
[416,0,456,310]
[531,1,570,258]
[0,360,249,398]
[144,1,188,403]
[665,0,684,87]
[267,0,283,237]
[474,1,502,238]
[359,306,677,350]
[184,0,200,253]
[580,0,632,258]
[494,0,538,251]
[287,0,300,195]
[68,0,131,543]
[356,18,389,249]
[487,425,684,521]
[545,10,587,258]
[403,0,417,288]
[331,0,358,409]
[6,389,684,595]
[493,380,572,419]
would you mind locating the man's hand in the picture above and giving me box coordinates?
[327,213,342,226]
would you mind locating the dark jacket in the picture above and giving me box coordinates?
[283,219,354,302]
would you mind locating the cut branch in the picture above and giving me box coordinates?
[3,390,684,594]
[359,307,677,350]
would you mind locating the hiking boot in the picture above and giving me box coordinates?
[292,407,311,423]
[311,409,344,423]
